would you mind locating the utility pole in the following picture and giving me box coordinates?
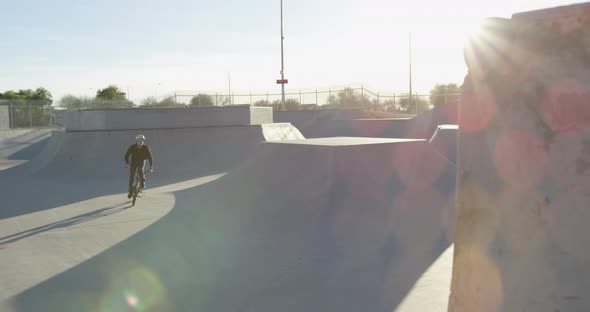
[280,0,286,110]
[409,32,413,114]
[228,72,232,106]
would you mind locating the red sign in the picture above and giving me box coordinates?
[276,79,288,84]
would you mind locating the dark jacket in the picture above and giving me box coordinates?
[125,144,153,166]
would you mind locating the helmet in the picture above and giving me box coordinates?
[135,134,146,142]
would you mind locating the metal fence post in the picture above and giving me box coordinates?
[49,105,53,126]
[299,90,302,104]
[29,101,33,127]
[315,89,318,105]
[8,102,12,128]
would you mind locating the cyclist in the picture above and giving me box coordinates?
[124,134,154,198]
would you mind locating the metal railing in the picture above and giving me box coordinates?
[0,100,61,128]
[48,86,460,117]
[162,86,459,114]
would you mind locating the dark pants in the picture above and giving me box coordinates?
[128,161,146,193]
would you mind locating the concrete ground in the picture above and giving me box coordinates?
[0,131,456,311]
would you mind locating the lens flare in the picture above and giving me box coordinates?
[101,264,166,312]
[126,293,140,308]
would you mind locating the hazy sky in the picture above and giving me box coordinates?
[0,0,581,103]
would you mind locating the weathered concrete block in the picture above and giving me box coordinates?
[450,3,590,311]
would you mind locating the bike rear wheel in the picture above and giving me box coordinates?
[132,177,140,206]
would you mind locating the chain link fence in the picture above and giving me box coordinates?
[0,100,62,129]
[43,87,460,122]
[163,86,459,115]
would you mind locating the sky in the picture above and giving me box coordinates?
[0,0,582,104]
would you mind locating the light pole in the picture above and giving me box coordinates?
[156,82,161,99]
[280,0,286,110]
[409,33,414,114]
[228,72,232,106]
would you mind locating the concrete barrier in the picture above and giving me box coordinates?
[65,106,273,131]
[449,3,590,311]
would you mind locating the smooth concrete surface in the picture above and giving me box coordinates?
[0,174,224,303]
[449,3,590,311]
[0,106,9,129]
[1,131,456,311]
[3,124,304,181]
[274,109,370,124]
[275,137,424,146]
[276,104,457,139]
[65,106,273,131]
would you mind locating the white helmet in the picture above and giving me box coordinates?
[136,134,146,141]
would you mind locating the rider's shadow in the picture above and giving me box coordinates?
[0,202,130,248]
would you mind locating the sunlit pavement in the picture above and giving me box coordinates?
[0,175,223,303]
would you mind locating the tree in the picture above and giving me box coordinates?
[190,94,214,107]
[398,94,430,114]
[254,99,283,111]
[284,99,298,111]
[59,94,88,110]
[96,85,127,100]
[93,85,133,108]
[254,100,270,106]
[263,99,301,111]
[215,95,231,106]
[326,88,371,108]
[0,87,53,127]
[141,97,159,107]
[31,87,52,101]
[429,83,460,107]
[142,96,183,108]
[0,87,52,101]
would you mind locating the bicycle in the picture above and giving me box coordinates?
[131,170,142,206]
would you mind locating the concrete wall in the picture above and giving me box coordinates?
[65,106,273,131]
[0,105,9,130]
[449,3,590,311]
[5,123,304,181]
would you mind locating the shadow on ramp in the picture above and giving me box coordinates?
[0,164,238,220]
[6,139,456,312]
[0,202,130,248]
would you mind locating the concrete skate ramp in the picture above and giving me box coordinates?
[65,106,273,131]
[275,103,457,139]
[0,124,304,220]
[6,138,456,312]
[429,125,458,166]
[0,129,53,160]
